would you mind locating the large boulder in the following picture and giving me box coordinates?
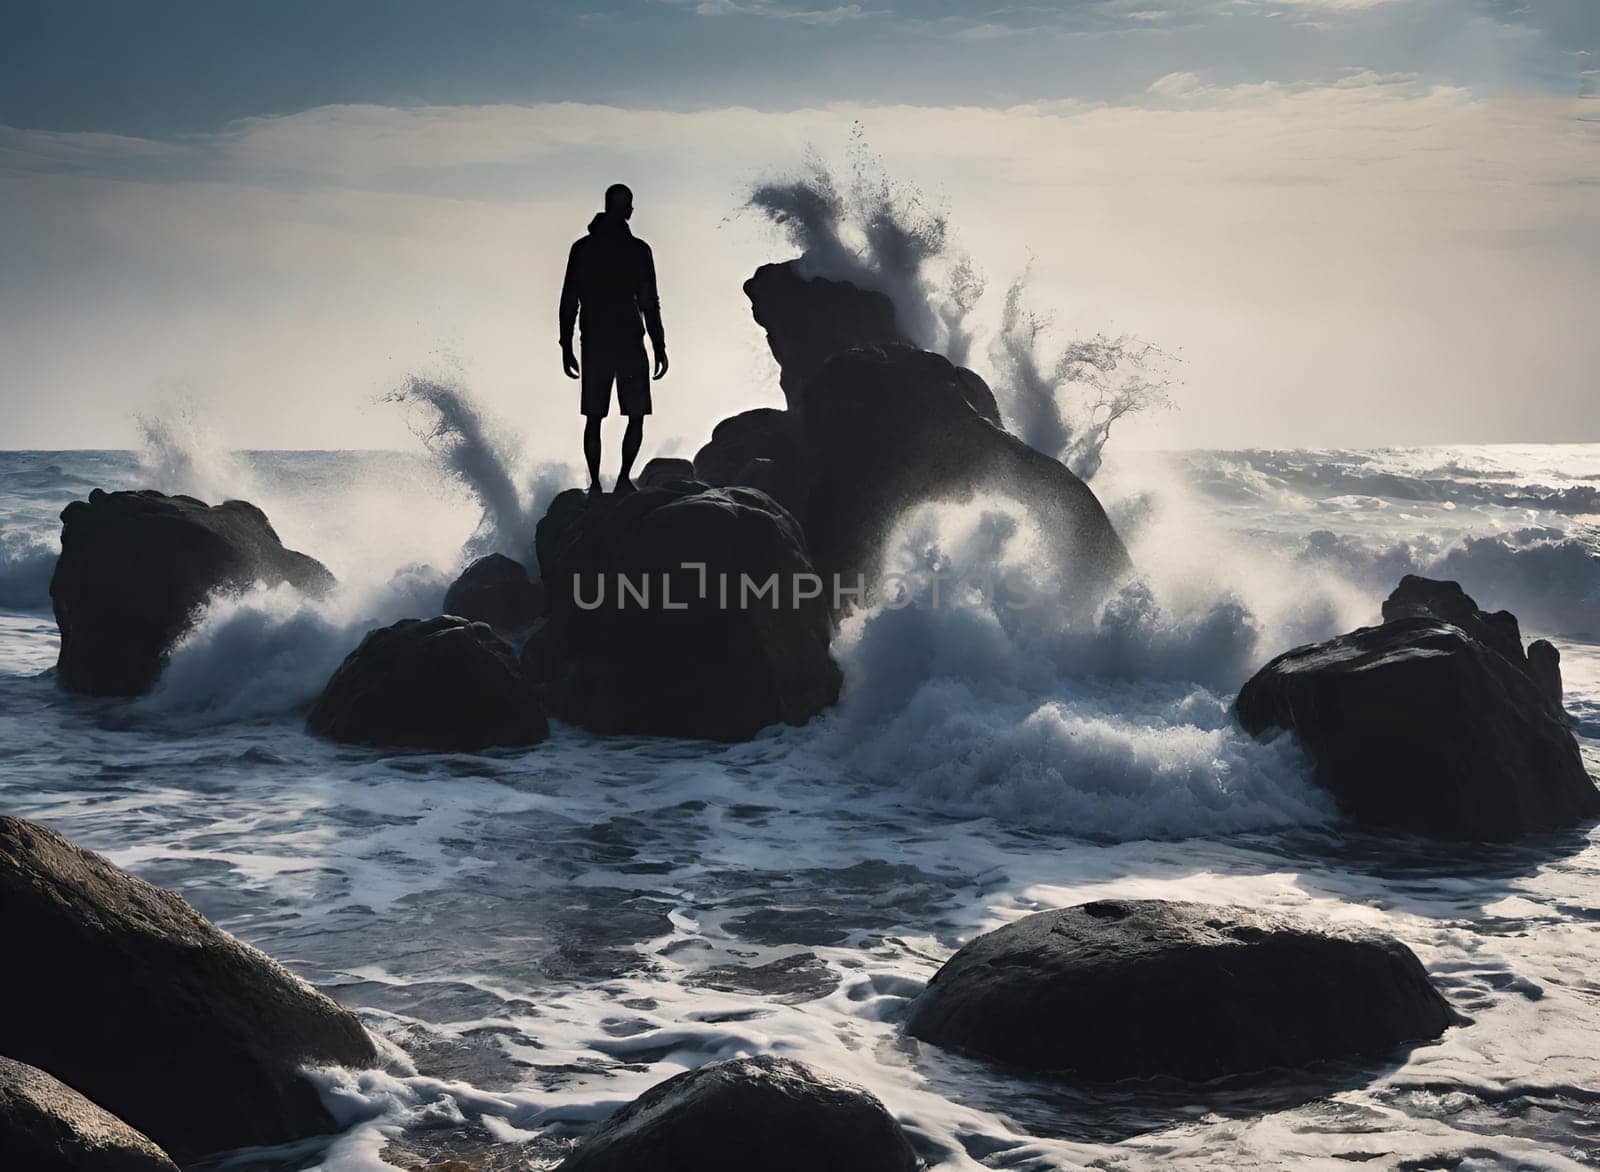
[699,267,1123,598]
[906,899,1455,1082]
[556,1056,919,1172]
[1236,617,1598,841]
[528,483,840,741]
[308,616,548,751]
[0,1057,178,1172]
[51,489,335,695]
[442,554,544,642]
[802,345,1128,590]
[1383,574,1566,711]
[0,817,377,1163]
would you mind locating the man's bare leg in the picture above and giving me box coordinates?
[617,414,644,492]
[584,416,603,497]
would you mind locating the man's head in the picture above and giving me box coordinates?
[604,183,634,220]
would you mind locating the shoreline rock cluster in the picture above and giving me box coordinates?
[0,816,377,1168]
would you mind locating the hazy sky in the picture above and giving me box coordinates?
[2,0,1596,452]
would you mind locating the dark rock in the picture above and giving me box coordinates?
[528,482,840,741]
[556,1055,919,1172]
[637,457,698,489]
[797,345,1129,590]
[693,407,807,517]
[308,616,548,750]
[744,261,910,409]
[1236,618,1598,840]
[50,489,335,695]
[1382,574,1528,671]
[0,817,377,1163]
[0,1056,178,1172]
[1528,638,1564,711]
[442,554,544,642]
[693,407,801,486]
[744,260,1002,426]
[906,900,1455,1081]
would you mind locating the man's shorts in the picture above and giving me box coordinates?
[580,340,652,418]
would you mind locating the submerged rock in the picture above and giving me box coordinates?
[309,616,548,750]
[442,554,544,642]
[1237,600,1598,841]
[0,817,377,1163]
[0,1056,178,1172]
[906,900,1455,1081]
[528,482,840,741]
[51,489,335,695]
[556,1055,919,1172]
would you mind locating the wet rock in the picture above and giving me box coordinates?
[906,900,1455,1081]
[527,482,840,741]
[0,1056,178,1172]
[798,345,1128,589]
[684,953,839,1003]
[309,616,548,750]
[50,489,335,695]
[1528,638,1564,712]
[0,817,377,1164]
[556,1055,919,1172]
[744,261,910,409]
[1237,615,1598,841]
[637,457,698,489]
[443,554,544,642]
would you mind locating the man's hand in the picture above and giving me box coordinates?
[562,345,580,380]
[653,351,669,380]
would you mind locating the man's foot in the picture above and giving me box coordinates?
[587,483,604,505]
[614,477,637,497]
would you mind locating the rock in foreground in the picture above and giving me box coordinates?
[1236,608,1598,841]
[0,817,376,1163]
[442,554,544,642]
[51,489,335,695]
[557,1056,919,1172]
[907,900,1454,1082]
[0,1056,178,1172]
[309,616,548,750]
[529,483,840,741]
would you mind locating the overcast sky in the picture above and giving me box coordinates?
[2,0,1596,452]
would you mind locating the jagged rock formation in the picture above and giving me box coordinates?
[528,482,840,741]
[557,1055,919,1172]
[309,616,548,750]
[51,489,334,695]
[0,817,376,1164]
[907,899,1455,1081]
[1237,576,1598,840]
[696,261,1127,596]
[0,1056,179,1172]
[442,553,544,642]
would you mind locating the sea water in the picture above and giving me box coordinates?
[2,443,1598,1170]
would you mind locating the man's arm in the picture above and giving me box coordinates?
[559,242,581,378]
[638,242,668,378]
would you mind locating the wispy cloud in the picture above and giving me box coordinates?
[683,0,871,23]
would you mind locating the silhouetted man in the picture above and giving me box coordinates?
[560,183,668,499]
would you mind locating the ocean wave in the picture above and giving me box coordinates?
[141,566,450,721]
[817,499,1339,840]
[0,533,57,612]
[1300,527,1600,637]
